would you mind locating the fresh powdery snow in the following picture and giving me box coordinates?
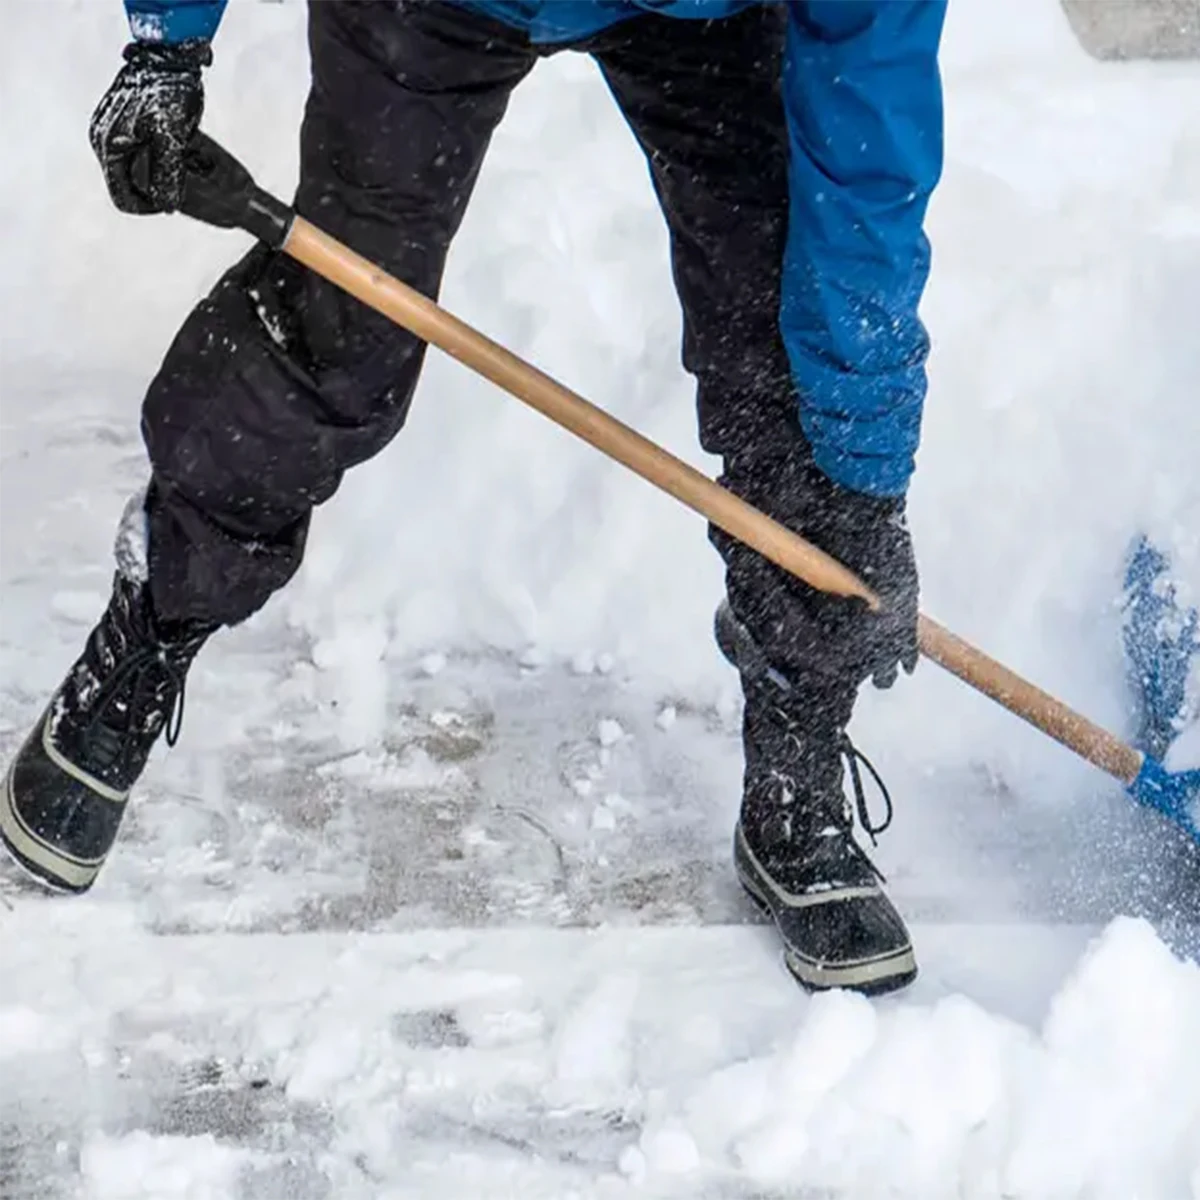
[2,1,1200,1197]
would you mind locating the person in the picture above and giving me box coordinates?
[1,0,946,997]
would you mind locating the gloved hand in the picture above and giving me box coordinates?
[89,39,212,215]
[714,450,920,691]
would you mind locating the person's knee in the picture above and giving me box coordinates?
[141,246,414,537]
[142,254,320,530]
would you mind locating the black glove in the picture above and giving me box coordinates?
[89,39,211,215]
[714,449,920,691]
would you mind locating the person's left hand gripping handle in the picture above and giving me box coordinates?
[89,33,214,215]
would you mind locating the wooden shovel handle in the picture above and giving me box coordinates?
[916,616,1141,784]
[282,216,1143,789]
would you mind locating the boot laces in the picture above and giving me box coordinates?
[770,721,894,885]
[73,595,203,775]
[80,643,190,765]
[839,733,893,846]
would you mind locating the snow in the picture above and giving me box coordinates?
[597,718,625,748]
[82,1132,257,1200]
[2,917,1198,1197]
[2,0,1200,1197]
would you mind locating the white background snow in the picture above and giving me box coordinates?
[2,0,1200,1196]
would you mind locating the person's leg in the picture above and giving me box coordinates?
[2,0,537,893]
[590,8,916,995]
[145,0,538,627]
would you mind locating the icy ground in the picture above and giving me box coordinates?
[3,0,1200,1197]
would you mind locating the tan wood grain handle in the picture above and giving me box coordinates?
[916,616,1141,784]
[282,215,1144,789]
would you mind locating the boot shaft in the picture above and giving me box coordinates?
[715,600,886,891]
[715,600,855,802]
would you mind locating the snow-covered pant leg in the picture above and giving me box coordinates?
[593,9,872,699]
[139,1,536,628]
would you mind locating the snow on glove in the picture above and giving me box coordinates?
[89,40,211,215]
[714,450,920,692]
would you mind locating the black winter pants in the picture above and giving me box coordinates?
[141,1,810,658]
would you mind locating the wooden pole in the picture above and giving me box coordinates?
[916,616,1141,783]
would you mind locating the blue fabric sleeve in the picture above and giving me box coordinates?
[125,0,228,43]
[780,1,947,497]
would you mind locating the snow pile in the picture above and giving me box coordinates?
[908,0,1200,788]
[240,918,1200,1196]
[629,918,1200,1198]
[0,1005,75,1059]
[81,1132,257,1200]
[3,914,1199,1197]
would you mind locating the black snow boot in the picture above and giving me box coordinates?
[716,601,916,996]
[1,572,211,894]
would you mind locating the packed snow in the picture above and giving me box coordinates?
[2,0,1200,1197]
[2,916,1199,1197]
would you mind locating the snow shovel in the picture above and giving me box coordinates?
[176,133,1200,845]
[1122,535,1198,763]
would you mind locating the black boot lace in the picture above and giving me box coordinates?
[74,619,199,777]
[767,725,895,889]
[839,733,894,845]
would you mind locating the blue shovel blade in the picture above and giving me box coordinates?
[1129,756,1200,843]
[1122,536,1199,761]
[1122,536,1200,842]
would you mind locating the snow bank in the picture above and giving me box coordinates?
[910,0,1200,789]
[237,918,1200,1198]
[635,918,1200,1197]
[81,1131,257,1200]
[4,916,1197,1198]
[0,1004,75,1058]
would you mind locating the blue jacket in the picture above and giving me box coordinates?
[124,0,945,497]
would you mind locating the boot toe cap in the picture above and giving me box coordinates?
[775,891,917,995]
[1,714,128,894]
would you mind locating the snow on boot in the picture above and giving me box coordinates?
[716,601,916,996]
[1,572,211,894]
